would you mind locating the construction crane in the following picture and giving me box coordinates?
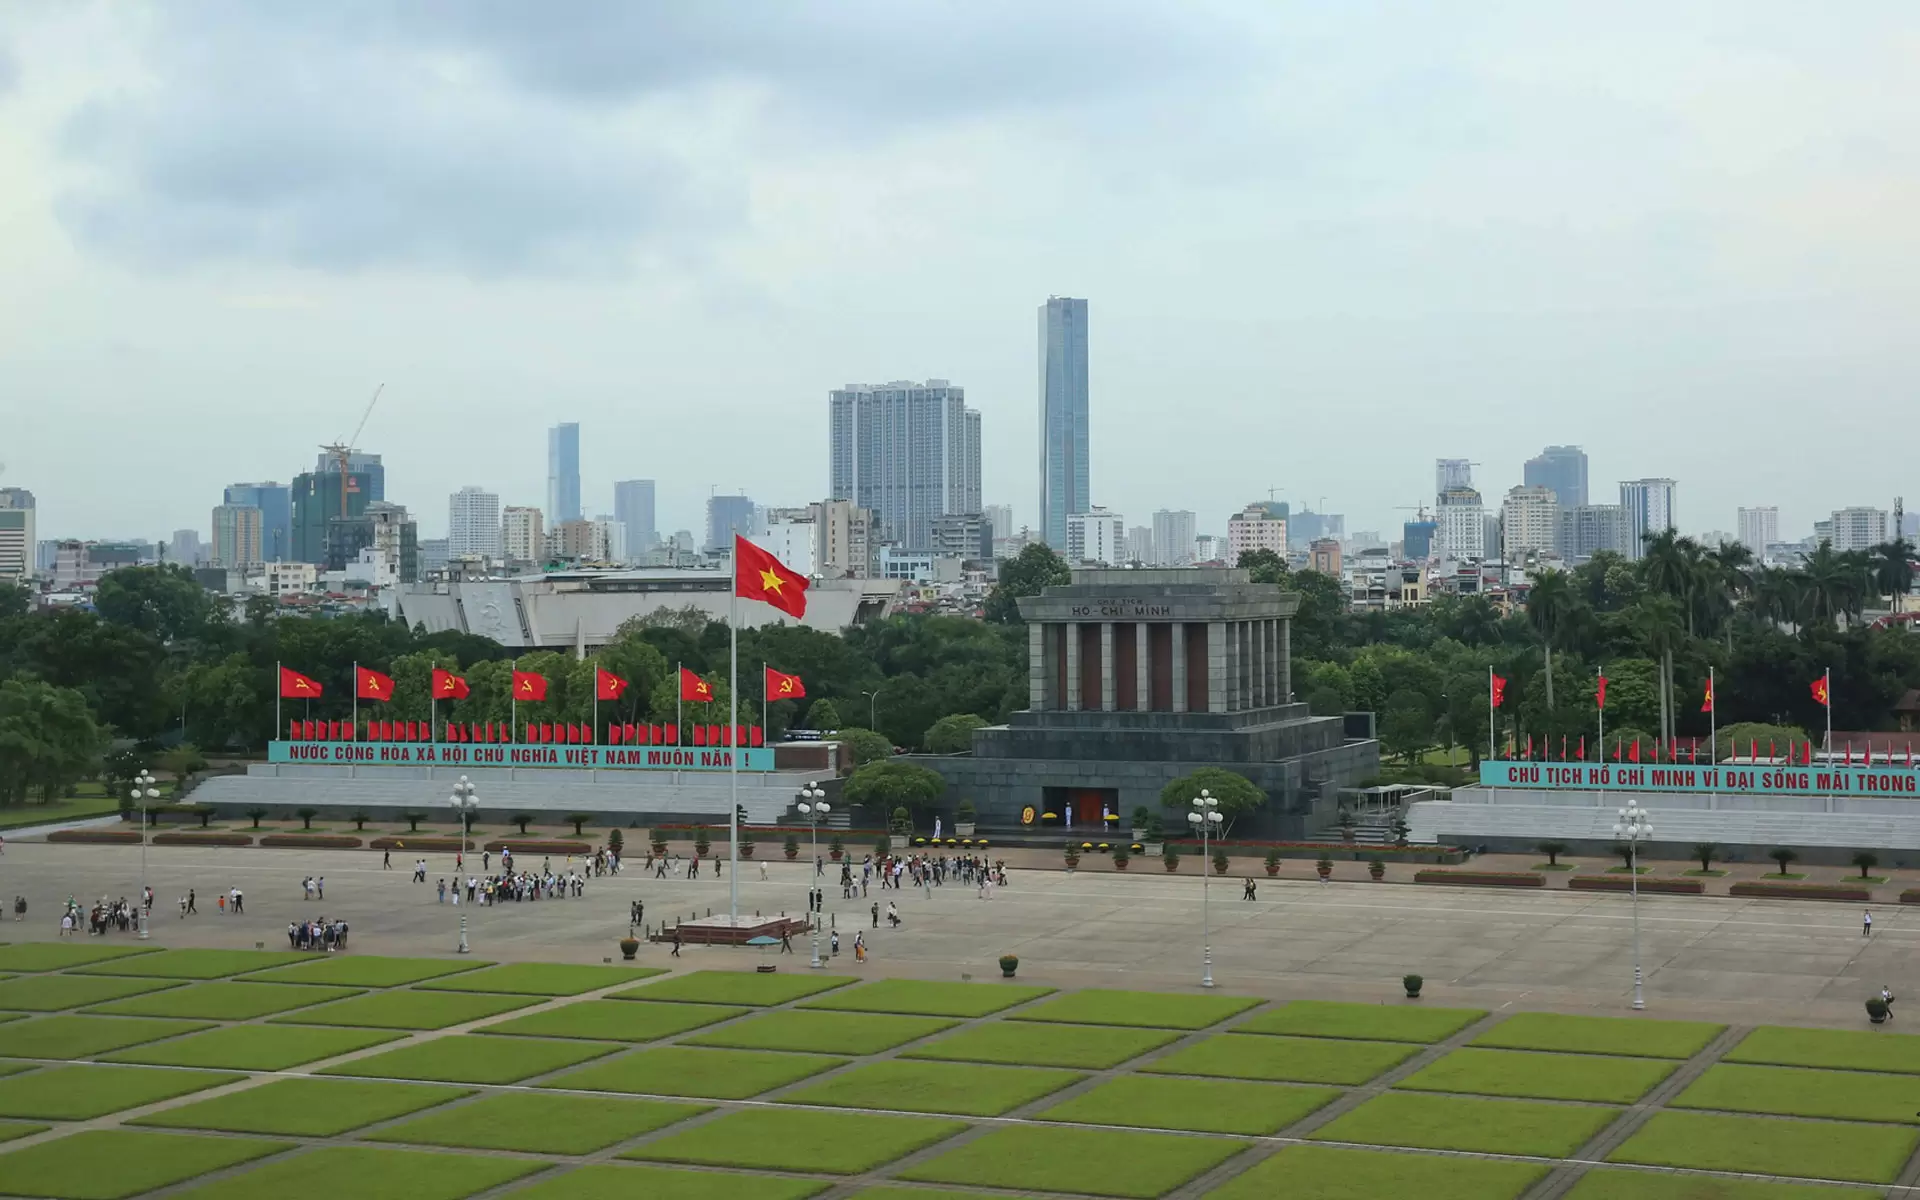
[318,384,384,520]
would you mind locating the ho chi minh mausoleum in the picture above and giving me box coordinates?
[909,568,1378,837]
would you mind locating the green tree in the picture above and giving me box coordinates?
[1381,689,1433,763]
[805,698,844,730]
[924,713,988,754]
[1158,768,1265,836]
[1525,570,1578,711]
[836,727,894,766]
[984,544,1070,624]
[93,563,214,644]
[842,760,949,821]
[0,678,104,805]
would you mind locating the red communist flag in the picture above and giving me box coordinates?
[751,725,765,747]
[1489,673,1508,708]
[1596,673,1607,711]
[512,670,548,702]
[1577,735,1586,761]
[355,666,394,702]
[595,668,628,701]
[692,724,706,746]
[765,667,806,700]
[1629,738,1642,763]
[1810,675,1830,707]
[680,667,713,702]
[279,667,323,699]
[1701,679,1714,713]
[432,668,470,700]
[734,535,809,619]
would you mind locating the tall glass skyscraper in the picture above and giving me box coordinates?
[224,482,292,562]
[614,480,657,551]
[1524,445,1589,508]
[828,379,981,551]
[1039,297,1089,549]
[548,423,581,523]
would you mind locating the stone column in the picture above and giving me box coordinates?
[1269,619,1282,704]
[1171,621,1187,713]
[1239,622,1254,709]
[1250,620,1265,707]
[1065,621,1082,711]
[1207,621,1228,714]
[1028,622,1047,710]
[1279,618,1292,701]
[1221,621,1239,712]
[1135,623,1151,711]
[1099,622,1116,712]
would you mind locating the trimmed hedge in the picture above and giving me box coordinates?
[1729,881,1871,902]
[153,833,253,847]
[1901,889,1920,905]
[368,837,466,852]
[48,829,143,844]
[1413,870,1544,888]
[1569,876,1703,894]
[483,839,591,855]
[259,835,363,849]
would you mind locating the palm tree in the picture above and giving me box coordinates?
[1870,539,1915,614]
[1748,566,1803,633]
[1801,541,1853,628]
[1641,530,1703,633]
[1706,542,1754,650]
[1525,571,1577,711]
[1628,594,1685,743]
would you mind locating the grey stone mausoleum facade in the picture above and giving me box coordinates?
[910,569,1378,837]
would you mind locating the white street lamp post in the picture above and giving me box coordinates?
[1613,799,1653,1010]
[449,775,479,954]
[1188,788,1223,988]
[797,784,829,969]
[131,770,158,939]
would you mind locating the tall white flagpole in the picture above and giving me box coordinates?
[276,660,282,740]
[1825,666,1833,759]
[430,658,436,743]
[762,661,768,739]
[1487,666,1495,761]
[511,656,518,741]
[677,662,683,741]
[729,585,740,926]
[352,660,359,739]
[1708,666,1716,765]
[1597,664,1606,793]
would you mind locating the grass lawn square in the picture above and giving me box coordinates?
[801,979,1053,1017]
[418,962,660,996]
[167,1145,546,1200]
[1565,1169,1880,1199]
[1236,999,1485,1044]
[1312,1091,1618,1157]
[0,1129,291,1200]
[271,988,536,1030]
[73,948,310,980]
[898,1123,1248,1198]
[684,1009,955,1055]
[543,1045,844,1099]
[0,973,182,1012]
[88,981,361,1020]
[1675,1062,1920,1124]
[241,956,492,988]
[1146,1032,1417,1085]
[1041,1074,1338,1135]
[105,1024,403,1070]
[0,1119,46,1143]
[782,1058,1082,1116]
[1207,1144,1546,1200]
[480,999,747,1042]
[912,1021,1189,1071]
[368,1092,708,1154]
[612,969,856,1006]
[322,1033,621,1083]
[0,1060,32,1077]
[1012,988,1261,1030]
[0,1064,243,1119]
[0,944,156,973]
[0,1014,211,1059]
[134,1078,469,1136]
[1609,1111,1919,1184]
[503,1163,829,1200]
[850,1192,1027,1200]
[1726,1025,1920,1074]
[1472,1012,1723,1059]
[627,1107,966,1174]
[1398,1047,1678,1104]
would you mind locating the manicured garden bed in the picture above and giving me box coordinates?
[543,1046,844,1099]
[906,1020,1181,1069]
[801,978,1053,1017]
[782,1058,1084,1116]
[89,981,363,1020]
[368,1092,707,1154]
[509,1165,828,1200]
[0,1064,243,1120]
[47,828,143,844]
[1205,1143,1547,1200]
[1608,1110,1919,1183]
[152,832,253,846]
[258,834,362,848]
[1234,1000,1484,1043]
[1563,1168,1875,1199]
[1676,1062,1920,1123]
[1726,1025,1920,1074]
[75,949,311,980]
[1042,1074,1339,1135]
[419,962,657,996]
[0,1014,212,1060]
[1729,881,1872,901]
[685,1009,956,1055]
[242,956,490,988]
[1471,1012,1723,1059]
[134,1078,469,1136]
[627,1107,966,1174]
[1145,1032,1418,1085]
[896,1123,1248,1198]
[1397,1047,1677,1104]
[0,1129,290,1200]
[481,838,591,854]
[1011,988,1260,1030]
[1414,869,1544,887]
[105,1024,404,1070]
[0,973,181,1011]
[613,969,854,1006]
[271,988,536,1030]
[1568,876,1704,894]
[368,836,466,852]
[164,1144,547,1200]
[1312,1091,1618,1157]
[481,999,747,1042]
[322,1033,621,1084]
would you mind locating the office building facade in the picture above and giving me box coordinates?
[501,507,545,563]
[548,423,581,524]
[1066,507,1125,566]
[1618,479,1677,559]
[1435,458,1474,497]
[1501,485,1560,560]
[0,494,31,582]
[291,468,375,564]
[224,482,291,562]
[1152,509,1197,567]
[1227,502,1288,566]
[1402,519,1437,561]
[706,494,756,552]
[1559,504,1633,560]
[447,486,503,560]
[613,480,657,551]
[1436,486,1485,561]
[1830,507,1889,552]
[1039,297,1090,549]
[210,504,264,568]
[1738,506,1780,551]
[828,379,981,551]
[1523,445,1589,509]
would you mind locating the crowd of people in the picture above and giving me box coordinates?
[286,917,349,952]
[60,893,149,936]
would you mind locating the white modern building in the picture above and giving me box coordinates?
[502,507,545,563]
[447,486,503,560]
[1737,506,1780,552]
[1830,507,1889,552]
[1227,502,1287,566]
[0,491,34,582]
[1152,509,1198,567]
[1619,478,1677,559]
[1501,485,1560,561]
[1066,507,1126,566]
[1436,458,1474,497]
[829,379,982,551]
[1436,486,1485,561]
[752,508,819,578]
[1126,526,1153,566]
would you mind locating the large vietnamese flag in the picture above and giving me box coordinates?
[734,535,808,618]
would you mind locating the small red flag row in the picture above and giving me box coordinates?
[282,721,765,746]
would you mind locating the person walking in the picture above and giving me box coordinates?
[1865,909,1874,937]
[316,876,324,901]
[670,927,682,958]
[383,850,391,869]
[1243,878,1257,901]
[187,889,196,914]
[870,901,879,929]
[831,929,840,956]
[231,887,243,915]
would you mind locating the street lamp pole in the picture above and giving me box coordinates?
[1188,788,1222,988]
[132,770,158,940]
[449,775,479,954]
[797,784,829,969]
[861,690,878,729]
[1613,799,1652,1011]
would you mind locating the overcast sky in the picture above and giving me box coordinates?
[3,3,1915,544]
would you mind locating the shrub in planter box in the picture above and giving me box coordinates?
[1899,888,1920,906]
[154,833,253,847]
[829,837,844,861]
[483,839,590,855]
[1869,997,1891,1024]
[784,834,800,860]
[1112,847,1129,870]
[49,830,142,844]
[1570,876,1704,894]
[1264,849,1281,876]
[1413,869,1545,888]
[1162,847,1180,872]
[370,836,464,852]
[1404,974,1423,999]
[999,954,1019,978]
[1729,881,1871,902]
[1368,856,1386,881]
[1213,849,1229,876]
[1064,848,1081,870]
[260,834,362,849]
[619,937,640,961]
[1315,856,1333,880]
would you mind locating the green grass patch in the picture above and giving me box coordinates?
[0,1060,32,1076]
[685,1009,955,1055]
[1727,1025,1920,1074]
[503,1164,828,1200]
[782,1058,1082,1116]
[74,948,310,979]
[242,956,492,988]
[544,1045,844,1099]
[369,1092,708,1154]
[480,999,747,1042]
[271,988,536,1030]
[848,1192,1018,1200]
[1146,1032,1418,1085]
[418,962,660,995]
[0,795,120,831]
[905,1019,1180,1069]
[801,979,1053,1017]
[1675,1062,1920,1124]
[0,943,156,973]
[1766,872,1809,880]
[0,973,181,1012]
[1565,1169,1879,1199]
[1610,1111,1918,1184]
[322,1033,621,1083]
[1041,1074,1338,1135]
[0,1064,243,1119]
[1207,1143,1548,1200]
[105,1024,403,1070]
[135,1078,469,1136]
[0,1014,211,1059]
[1533,862,1576,871]
[0,1129,290,1199]
[167,1145,546,1200]
[1235,999,1484,1043]
[1472,1011,1723,1059]
[0,1119,46,1143]
[1012,988,1260,1030]
[1684,869,1731,877]
[628,1107,966,1174]
[898,1123,1248,1198]
[1398,1047,1677,1103]
[88,981,362,1020]
[1312,1091,1618,1156]
[613,969,856,1006]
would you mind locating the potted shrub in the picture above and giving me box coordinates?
[999,954,1019,978]
[619,935,640,961]
[1131,805,1153,841]
[1315,856,1334,881]
[1064,846,1081,871]
[607,828,624,857]
[890,806,912,850]
[829,837,845,861]
[1337,809,1356,843]
[1264,848,1281,877]
[874,834,891,859]
[739,833,756,859]
[1162,846,1181,872]
[955,800,977,837]
[350,809,369,832]
[1112,846,1130,871]
[1213,848,1229,876]
[1368,856,1386,882]
[1404,973,1423,999]
[1868,996,1891,1024]
[694,826,712,858]
[783,834,800,860]
[650,832,668,856]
